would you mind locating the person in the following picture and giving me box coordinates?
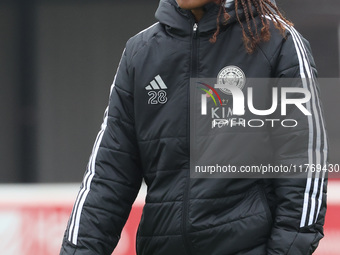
[60,0,328,254]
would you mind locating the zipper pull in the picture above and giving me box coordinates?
[193,23,198,38]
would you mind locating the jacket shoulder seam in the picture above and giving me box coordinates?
[256,37,284,74]
[126,23,162,68]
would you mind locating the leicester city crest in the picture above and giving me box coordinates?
[217,66,246,95]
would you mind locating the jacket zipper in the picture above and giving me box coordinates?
[182,22,198,255]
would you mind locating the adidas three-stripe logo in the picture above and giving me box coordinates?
[145,75,168,105]
[145,75,168,90]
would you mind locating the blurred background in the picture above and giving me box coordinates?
[0,0,339,254]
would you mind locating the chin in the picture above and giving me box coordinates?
[176,0,194,9]
[176,0,217,10]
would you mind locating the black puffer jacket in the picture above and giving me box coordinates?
[60,0,328,254]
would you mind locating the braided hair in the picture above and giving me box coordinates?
[210,0,293,53]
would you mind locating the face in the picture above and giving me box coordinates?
[176,0,220,10]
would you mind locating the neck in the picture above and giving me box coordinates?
[191,7,205,22]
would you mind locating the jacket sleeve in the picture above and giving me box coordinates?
[60,44,143,254]
[266,30,328,255]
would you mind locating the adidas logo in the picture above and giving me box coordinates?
[145,75,167,90]
[145,75,168,105]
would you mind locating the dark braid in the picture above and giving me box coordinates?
[247,0,259,38]
[239,0,258,51]
[210,1,231,43]
[262,2,289,34]
[234,0,251,50]
[211,0,293,53]
[252,0,270,41]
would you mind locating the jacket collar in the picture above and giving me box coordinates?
[155,0,277,38]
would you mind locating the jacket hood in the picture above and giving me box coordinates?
[155,0,277,37]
